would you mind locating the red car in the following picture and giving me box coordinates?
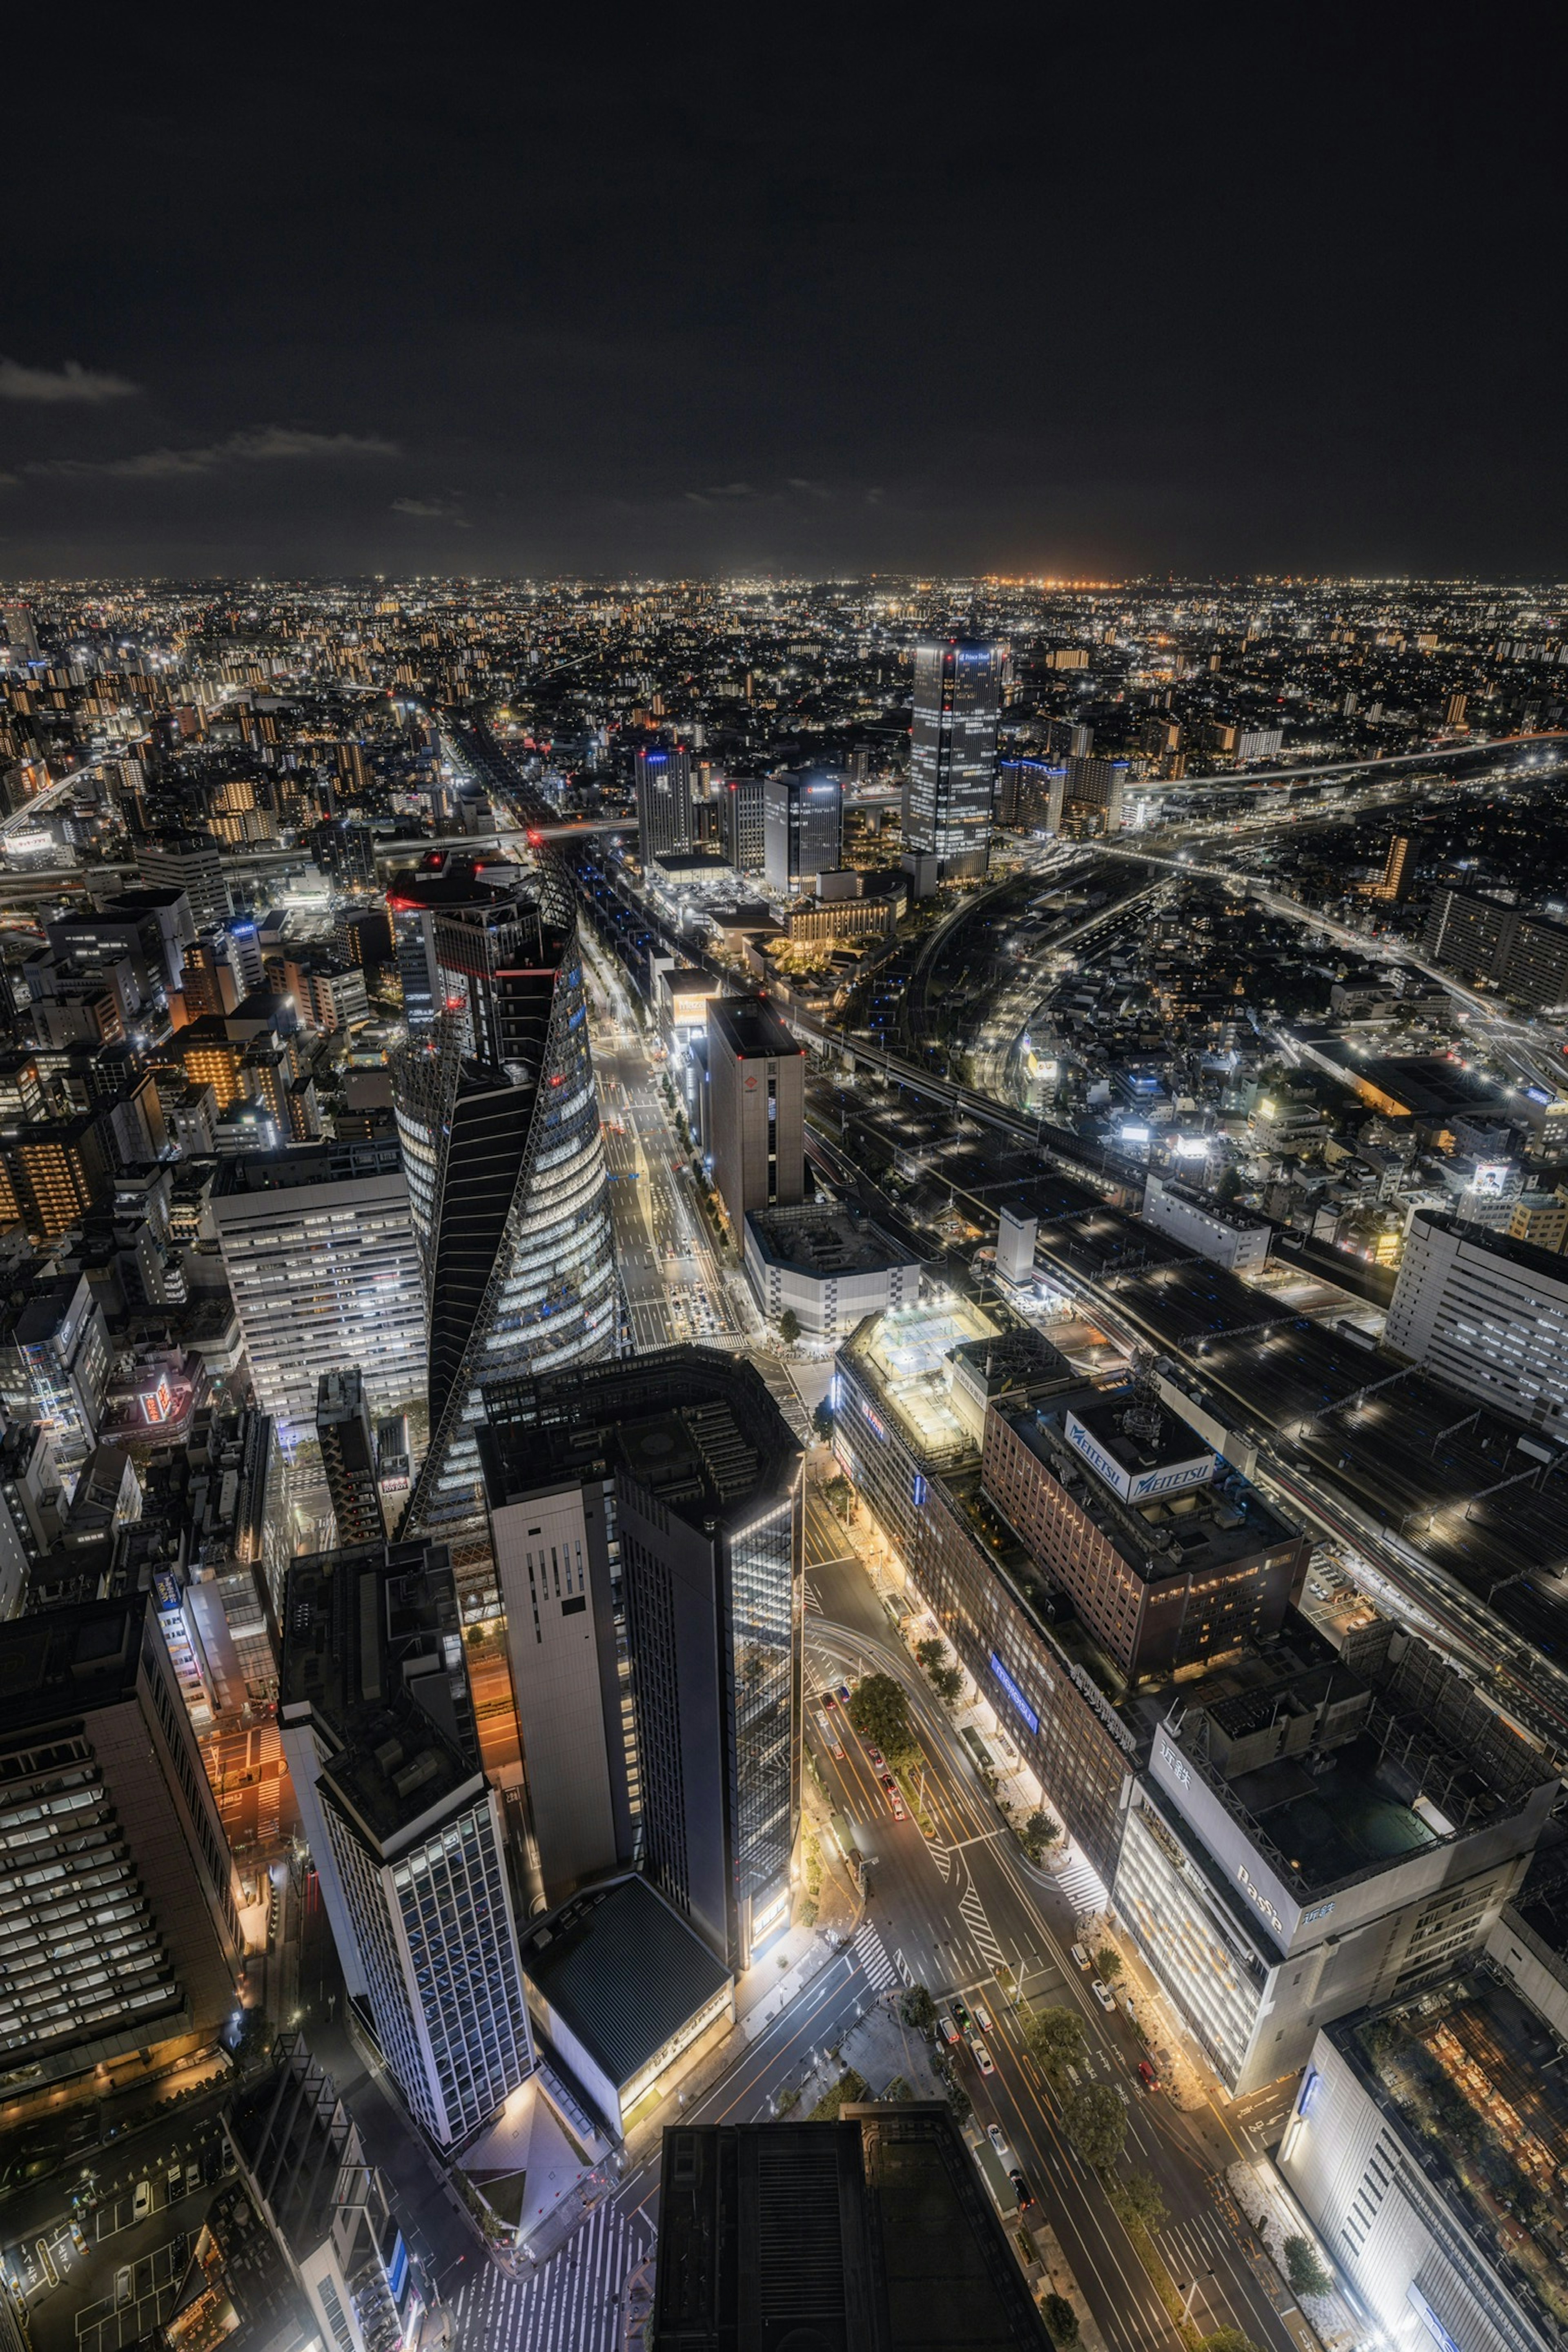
[1137,2059,1159,2088]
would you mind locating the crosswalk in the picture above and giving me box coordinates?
[853,1921,899,1992]
[452,2193,652,2352]
[958,1884,1006,1970]
[930,1840,953,1882]
[1049,1844,1109,1916]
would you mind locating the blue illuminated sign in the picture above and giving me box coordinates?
[1296,2066,1321,2119]
[385,2233,408,2301]
[911,1472,928,1507]
[989,1653,1039,1735]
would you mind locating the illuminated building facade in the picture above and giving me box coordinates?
[390,857,616,1584]
[904,639,1001,880]
[483,1349,802,1971]
[210,1142,428,1445]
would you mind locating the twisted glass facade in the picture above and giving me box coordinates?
[391,858,617,1574]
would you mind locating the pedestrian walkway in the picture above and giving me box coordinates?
[853,1922,898,1993]
[958,1884,1006,1971]
[1047,1842,1109,1918]
[453,2194,651,2352]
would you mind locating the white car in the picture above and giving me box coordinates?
[1091,1979,1116,2012]
[1070,1942,1090,1971]
[987,2123,1010,2160]
[133,2180,153,2222]
[972,2002,993,2034]
[969,2036,996,2076]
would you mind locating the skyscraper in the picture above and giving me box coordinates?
[389,856,616,1581]
[903,639,1002,880]
[484,1348,803,1972]
[316,1369,387,1547]
[477,1409,640,1902]
[635,745,695,862]
[718,775,766,874]
[210,1141,428,1445]
[0,1594,243,2118]
[706,996,805,1238]
[762,769,842,892]
[279,1539,532,2147]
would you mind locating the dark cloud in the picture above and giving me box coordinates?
[0,359,140,404]
[31,428,398,480]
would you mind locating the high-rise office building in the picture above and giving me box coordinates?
[389,857,616,1574]
[228,2032,419,2352]
[903,639,1002,880]
[705,996,805,1238]
[279,1539,532,2147]
[477,1408,640,1901]
[762,769,842,893]
[635,745,695,862]
[483,1349,802,1971]
[317,1370,387,1547]
[718,775,766,874]
[211,1142,428,1445]
[3,600,40,666]
[0,1595,243,2116]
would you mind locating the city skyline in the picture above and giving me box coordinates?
[3,571,1568,2352]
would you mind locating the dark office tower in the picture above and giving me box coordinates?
[0,1595,243,2121]
[904,639,1002,881]
[316,1369,387,1547]
[389,890,438,1035]
[719,775,766,874]
[483,1348,802,1971]
[706,996,805,1238]
[389,855,615,1581]
[762,769,843,893]
[655,2107,1052,2350]
[635,744,695,861]
[279,1540,531,2147]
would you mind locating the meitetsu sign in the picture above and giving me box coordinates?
[1063,1409,1216,1503]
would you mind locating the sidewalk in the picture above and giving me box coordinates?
[621,1928,844,2166]
[1228,2155,1368,2352]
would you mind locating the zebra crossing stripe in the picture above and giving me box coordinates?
[960,1886,1006,1966]
[853,1923,898,1991]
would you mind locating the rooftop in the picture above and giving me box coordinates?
[480,1347,801,1540]
[706,993,803,1060]
[844,1297,1003,1466]
[522,1874,732,2091]
[652,2104,1051,2350]
[1342,1969,1568,2337]
[994,1384,1296,1587]
[1169,1621,1553,1898]
[281,1540,480,1845]
[0,1594,144,1731]
[745,1201,920,1278]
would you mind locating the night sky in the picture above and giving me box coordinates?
[3,12,1561,580]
